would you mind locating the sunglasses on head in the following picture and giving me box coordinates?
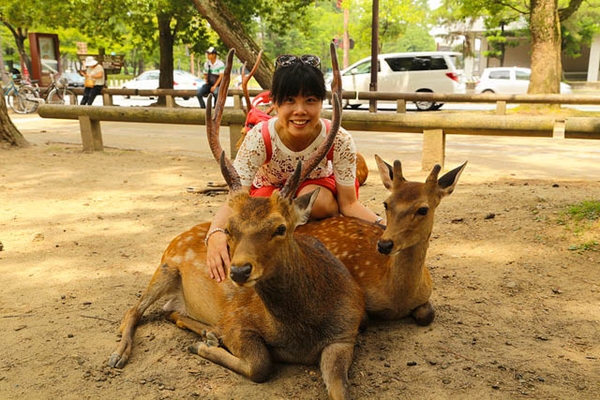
[275,54,321,68]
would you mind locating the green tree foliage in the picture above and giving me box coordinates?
[433,0,595,93]
[342,0,432,60]
[560,0,600,58]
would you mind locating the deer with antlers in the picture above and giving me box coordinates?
[235,46,465,326]
[297,157,466,325]
[108,45,365,400]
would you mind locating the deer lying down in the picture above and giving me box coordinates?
[108,46,366,400]
[298,156,466,325]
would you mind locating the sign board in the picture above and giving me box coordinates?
[28,33,60,86]
[77,54,124,75]
[76,42,88,54]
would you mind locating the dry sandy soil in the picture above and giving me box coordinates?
[1,114,599,399]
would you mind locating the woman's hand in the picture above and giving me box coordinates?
[206,230,229,282]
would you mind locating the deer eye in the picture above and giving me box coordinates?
[274,224,286,237]
[417,207,429,216]
[383,202,388,210]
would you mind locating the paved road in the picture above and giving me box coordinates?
[10,111,600,184]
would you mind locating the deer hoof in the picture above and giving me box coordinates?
[108,353,127,369]
[189,341,209,355]
[412,301,435,326]
[204,331,221,347]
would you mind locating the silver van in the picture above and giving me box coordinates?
[335,51,465,111]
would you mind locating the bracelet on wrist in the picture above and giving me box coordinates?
[374,216,384,225]
[204,228,226,246]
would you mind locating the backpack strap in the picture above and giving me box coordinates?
[261,118,333,164]
[261,121,273,163]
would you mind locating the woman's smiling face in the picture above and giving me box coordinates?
[275,94,323,139]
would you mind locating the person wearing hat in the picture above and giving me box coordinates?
[80,56,105,105]
[196,47,225,109]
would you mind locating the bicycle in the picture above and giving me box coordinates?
[31,73,78,109]
[2,77,41,114]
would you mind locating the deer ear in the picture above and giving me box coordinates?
[375,154,393,191]
[437,161,467,197]
[293,188,320,226]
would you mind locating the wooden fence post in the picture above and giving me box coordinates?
[422,129,445,171]
[78,115,104,152]
[229,94,244,158]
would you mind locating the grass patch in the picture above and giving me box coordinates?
[567,200,600,221]
[561,200,600,253]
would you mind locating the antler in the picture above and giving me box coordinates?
[241,50,263,115]
[280,42,342,200]
[330,41,342,104]
[206,48,241,192]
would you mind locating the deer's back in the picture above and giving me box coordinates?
[298,216,389,283]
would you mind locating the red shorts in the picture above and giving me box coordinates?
[250,176,359,198]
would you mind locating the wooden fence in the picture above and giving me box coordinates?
[40,89,600,170]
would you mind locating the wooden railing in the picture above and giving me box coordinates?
[40,89,600,170]
[68,87,600,115]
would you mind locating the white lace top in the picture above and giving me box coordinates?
[233,117,357,189]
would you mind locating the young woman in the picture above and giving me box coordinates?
[205,54,383,282]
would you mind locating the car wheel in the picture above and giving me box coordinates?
[482,89,495,94]
[414,90,435,111]
[415,100,437,111]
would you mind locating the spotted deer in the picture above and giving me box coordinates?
[108,45,366,400]
[298,156,466,325]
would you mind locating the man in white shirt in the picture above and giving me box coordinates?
[196,47,225,109]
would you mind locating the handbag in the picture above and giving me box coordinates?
[84,76,95,88]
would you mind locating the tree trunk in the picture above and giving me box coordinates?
[528,0,562,94]
[1,22,32,76]
[0,95,30,148]
[156,12,176,107]
[192,0,274,89]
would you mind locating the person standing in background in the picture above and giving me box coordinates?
[80,56,105,105]
[196,47,225,109]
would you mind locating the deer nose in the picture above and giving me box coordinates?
[230,263,252,284]
[377,239,394,255]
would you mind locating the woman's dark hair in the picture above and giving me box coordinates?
[270,62,326,106]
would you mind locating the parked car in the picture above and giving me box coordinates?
[60,71,85,88]
[122,69,198,99]
[474,67,572,94]
[327,51,465,111]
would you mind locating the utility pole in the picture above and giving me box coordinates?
[343,8,350,69]
[370,0,379,113]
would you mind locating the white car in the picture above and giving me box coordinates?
[122,69,198,98]
[474,67,572,94]
[328,51,465,111]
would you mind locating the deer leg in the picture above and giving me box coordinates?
[412,301,435,326]
[167,312,221,347]
[189,331,273,383]
[320,342,355,400]
[108,263,181,368]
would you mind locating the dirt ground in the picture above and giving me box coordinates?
[1,115,599,400]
